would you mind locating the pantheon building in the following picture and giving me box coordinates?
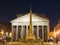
[10,13,50,42]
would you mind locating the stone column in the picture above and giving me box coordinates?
[16,25,18,40]
[26,26,28,37]
[42,25,44,41]
[21,26,23,39]
[47,24,50,39]
[37,26,39,39]
[12,25,16,41]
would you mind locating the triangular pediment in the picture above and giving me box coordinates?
[10,13,49,23]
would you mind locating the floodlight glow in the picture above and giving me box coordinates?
[1,30,4,36]
[9,32,12,37]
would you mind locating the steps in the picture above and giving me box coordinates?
[7,39,51,45]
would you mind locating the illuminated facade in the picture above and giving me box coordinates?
[0,24,11,32]
[54,20,60,38]
[10,13,50,42]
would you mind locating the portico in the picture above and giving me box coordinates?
[10,13,49,42]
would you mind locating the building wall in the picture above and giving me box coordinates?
[54,21,60,38]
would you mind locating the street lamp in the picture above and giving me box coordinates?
[9,32,12,41]
[9,32,12,38]
[1,30,4,36]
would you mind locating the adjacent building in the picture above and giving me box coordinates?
[0,23,11,36]
[54,20,60,38]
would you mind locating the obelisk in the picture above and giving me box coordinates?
[26,8,35,39]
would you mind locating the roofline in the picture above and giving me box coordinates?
[10,13,49,23]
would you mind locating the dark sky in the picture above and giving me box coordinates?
[0,0,60,30]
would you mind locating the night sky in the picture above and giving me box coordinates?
[0,0,60,31]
